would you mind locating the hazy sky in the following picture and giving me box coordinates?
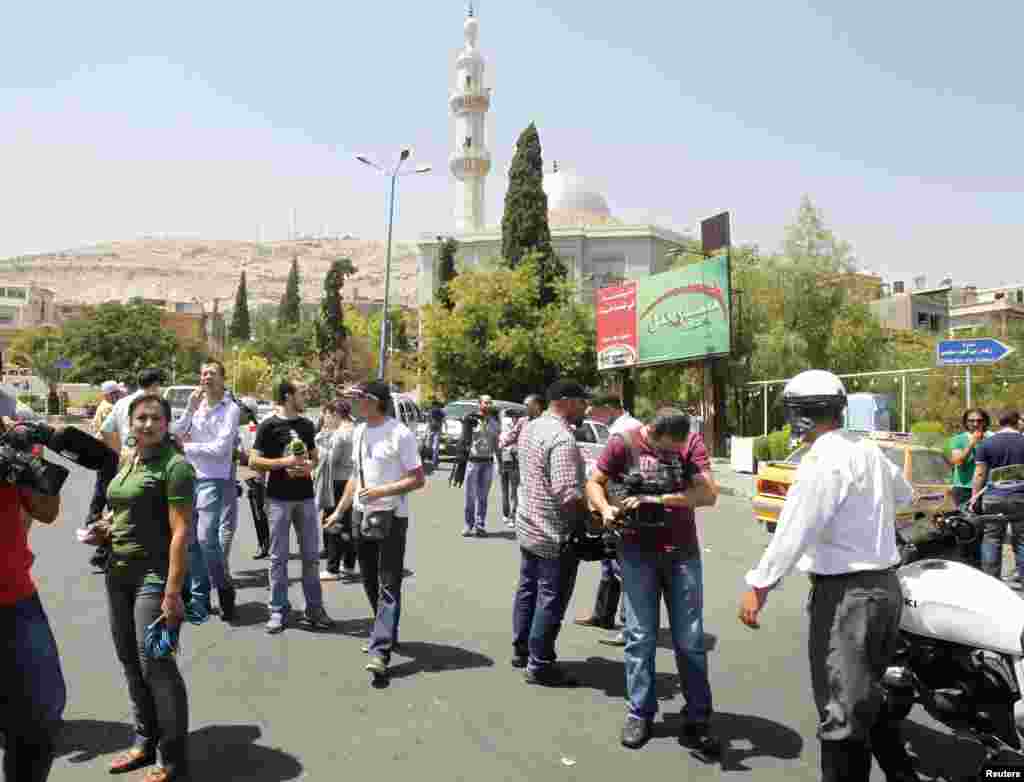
[1,1,1021,288]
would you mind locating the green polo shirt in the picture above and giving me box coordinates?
[947,432,979,489]
[107,442,195,580]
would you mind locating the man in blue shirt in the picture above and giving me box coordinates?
[972,409,1024,581]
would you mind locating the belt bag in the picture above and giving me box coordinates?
[356,428,394,541]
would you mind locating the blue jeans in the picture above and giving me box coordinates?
[464,460,494,529]
[188,479,232,606]
[0,592,66,782]
[267,498,323,616]
[431,432,441,465]
[980,494,1024,579]
[512,547,580,672]
[220,483,239,576]
[620,546,712,722]
[357,515,409,663]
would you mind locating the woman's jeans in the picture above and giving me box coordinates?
[357,515,409,663]
[106,564,189,776]
[324,479,356,573]
[0,591,66,782]
[620,546,712,723]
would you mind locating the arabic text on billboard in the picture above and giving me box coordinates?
[636,256,731,367]
[595,282,639,370]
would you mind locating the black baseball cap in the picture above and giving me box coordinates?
[546,379,592,403]
[344,381,392,404]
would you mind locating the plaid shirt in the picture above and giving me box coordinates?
[515,412,585,559]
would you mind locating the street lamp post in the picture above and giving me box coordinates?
[355,149,431,382]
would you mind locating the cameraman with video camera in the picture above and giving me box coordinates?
[0,389,66,781]
[586,407,721,753]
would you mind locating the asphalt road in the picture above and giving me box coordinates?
[22,457,992,781]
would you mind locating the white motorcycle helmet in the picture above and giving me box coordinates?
[782,370,847,437]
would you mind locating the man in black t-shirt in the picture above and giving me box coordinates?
[250,381,334,634]
[973,408,1024,580]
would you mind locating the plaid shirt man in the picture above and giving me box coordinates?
[515,412,585,558]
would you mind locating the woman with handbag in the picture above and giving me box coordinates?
[316,400,358,581]
[101,394,195,781]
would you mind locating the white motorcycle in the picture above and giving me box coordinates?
[883,508,1024,775]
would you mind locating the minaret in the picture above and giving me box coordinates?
[449,3,491,233]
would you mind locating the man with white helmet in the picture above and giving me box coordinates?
[738,370,920,782]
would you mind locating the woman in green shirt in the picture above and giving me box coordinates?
[103,394,195,781]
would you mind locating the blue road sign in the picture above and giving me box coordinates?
[937,338,1015,366]
[54,358,72,370]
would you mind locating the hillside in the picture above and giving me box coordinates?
[0,237,420,310]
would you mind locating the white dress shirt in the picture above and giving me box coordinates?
[170,396,241,480]
[745,430,914,589]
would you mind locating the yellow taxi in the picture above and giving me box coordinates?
[753,431,955,534]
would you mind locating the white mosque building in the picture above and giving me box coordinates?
[416,6,693,308]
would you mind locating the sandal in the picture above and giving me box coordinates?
[109,747,156,774]
[143,765,188,782]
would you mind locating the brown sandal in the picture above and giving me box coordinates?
[142,768,171,782]
[109,747,155,774]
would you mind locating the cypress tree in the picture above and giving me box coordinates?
[436,237,458,310]
[501,122,563,305]
[228,270,252,341]
[316,257,356,387]
[279,255,302,326]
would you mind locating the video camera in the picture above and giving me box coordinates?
[1,421,115,496]
[615,472,674,527]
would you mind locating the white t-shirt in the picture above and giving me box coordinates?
[609,412,642,435]
[101,389,145,444]
[352,418,421,516]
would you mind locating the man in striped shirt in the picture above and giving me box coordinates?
[512,379,591,686]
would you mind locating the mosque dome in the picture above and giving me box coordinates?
[543,167,612,218]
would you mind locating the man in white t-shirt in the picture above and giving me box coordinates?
[331,381,424,679]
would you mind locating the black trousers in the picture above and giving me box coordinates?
[357,515,409,663]
[809,568,916,782]
[323,479,356,573]
[245,477,271,552]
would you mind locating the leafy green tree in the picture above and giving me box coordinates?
[250,309,316,368]
[501,123,563,305]
[436,238,458,311]
[315,257,357,392]
[783,194,857,272]
[279,255,302,326]
[229,270,252,341]
[422,253,596,401]
[61,303,180,385]
[8,327,63,412]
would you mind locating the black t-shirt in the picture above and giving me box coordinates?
[976,431,1024,497]
[253,414,318,501]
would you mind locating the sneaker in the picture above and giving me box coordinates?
[502,515,511,526]
[599,631,627,647]
[505,519,515,529]
[462,528,475,537]
[366,656,389,675]
[303,606,334,630]
[524,666,580,687]
[475,527,487,537]
[681,722,722,758]
[319,570,341,581]
[341,566,359,578]
[266,613,286,634]
[621,715,652,749]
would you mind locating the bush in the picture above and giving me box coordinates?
[754,436,771,463]
[767,425,794,461]
[911,420,946,449]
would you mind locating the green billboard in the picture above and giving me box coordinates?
[636,256,731,367]
[595,255,733,370]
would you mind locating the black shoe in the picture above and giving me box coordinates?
[681,722,722,759]
[218,587,237,623]
[524,667,580,687]
[621,716,652,749]
[253,548,269,560]
[510,655,527,668]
